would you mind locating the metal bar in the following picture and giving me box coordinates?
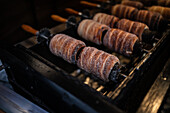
[137,58,170,113]
[16,24,66,48]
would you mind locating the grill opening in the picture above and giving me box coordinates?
[22,24,168,101]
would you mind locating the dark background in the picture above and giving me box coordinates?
[0,0,96,45]
[0,0,156,45]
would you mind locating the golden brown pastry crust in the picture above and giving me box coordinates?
[103,29,139,56]
[117,19,149,41]
[49,34,86,64]
[111,4,138,20]
[77,47,120,81]
[121,1,144,9]
[93,13,119,28]
[135,10,163,30]
[149,6,170,19]
[77,19,109,45]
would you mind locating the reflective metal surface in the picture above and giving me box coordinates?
[0,84,48,113]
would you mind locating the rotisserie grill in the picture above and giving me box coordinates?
[0,0,170,113]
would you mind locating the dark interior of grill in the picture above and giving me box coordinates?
[0,0,170,113]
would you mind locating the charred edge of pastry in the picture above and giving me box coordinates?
[151,13,160,30]
[114,21,118,28]
[156,15,162,30]
[142,29,156,43]
[109,63,120,82]
[132,40,142,56]
[110,17,118,28]
[71,44,86,64]
[101,29,109,44]
[76,46,86,63]
[120,6,126,18]
[130,9,138,20]
[157,18,168,31]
